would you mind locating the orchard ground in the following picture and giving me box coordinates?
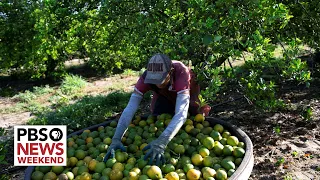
[0,62,319,180]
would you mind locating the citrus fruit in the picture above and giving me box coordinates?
[203,156,214,167]
[195,123,204,130]
[106,158,117,168]
[202,167,216,180]
[202,121,210,127]
[128,144,139,153]
[194,114,205,123]
[100,176,110,180]
[185,125,194,133]
[125,163,134,171]
[92,173,101,179]
[180,156,192,164]
[39,166,51,174]
[131,167,141,175]
[136,159,148,169]
[169,157,178,166]
[86,137,93,144]
[213,164,221,171]
[199,147,210,157]
[127,157,137,165]
[233,147,245,158]
[221,159,235,171]
[128,171,139,180]
[75,150,86,160]
[139,175,149,180]
[183,163,194,173]
[238,142,245,148]
[174,145,185,154]
[202,137,215,150]
[76,160,85,167]
[191,154,203,166]
[112,162,124,171]
[162,164,175,174]
[31,171,44,180]
[210,131,222,141]
[72,167,79,176]
[216,169,228,180]
[222,131,231,139]
[143,165,151,175]
[187,169,201,180]
[59,173,69,180]
[139,120,147,127]
[77,165,89,176]
[224,156,235,162]
[104,137,112,145]
[83,156,93,164]
[228,169,235,177]
[102,168,112,177]
[165,172,179,180]
[110,169,123,180]
[52,166,64,174]
[110,121,117,128]
[213,124,224,133]
[66,172,74,180]
[222,145,233,156]
[43,172,57,180]
[219,138,227,145]
[227,136,239,146]
[235,158,243,166]
[213,141,224,156]
[202,127,213,135]
[146,166,163,179]
[115,151,127,162]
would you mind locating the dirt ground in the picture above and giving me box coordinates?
[0,71,320,180]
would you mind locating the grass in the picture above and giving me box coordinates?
[28,91,131,133]
[0,69,141,133]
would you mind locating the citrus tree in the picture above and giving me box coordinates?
[0,0,317,108]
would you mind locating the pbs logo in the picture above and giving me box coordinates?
[50,128,63,141]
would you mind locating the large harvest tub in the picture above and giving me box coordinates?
[25,117,254,180]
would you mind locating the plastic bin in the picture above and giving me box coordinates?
[24,117,254,180]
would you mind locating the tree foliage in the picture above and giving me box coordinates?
[0,0,318,109]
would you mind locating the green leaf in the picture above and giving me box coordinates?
[203,35,213,45]
[214,35,222,42]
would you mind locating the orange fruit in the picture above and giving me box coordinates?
[194,114,205,123]
[213,124,224,133]
[227,136,239,146]
[187,169,201,180]
[52,166,64,174]
[31,171,44,180]
[86,137,93,144]
[113,162,125,171]
[165,172,179,180]
[83,156,93,165]
[97,126,104,131]
[88,159,98,171]
[43,172,57,180]
[191,154,203,166]
[95,162,106,173]
[146,166,163,179]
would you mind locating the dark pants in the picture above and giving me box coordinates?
[152,95,175,116]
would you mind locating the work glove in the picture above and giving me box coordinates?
[143,92,190,166]
[142,136,168,166]
[104,139,126,161]
[104,92,142,162]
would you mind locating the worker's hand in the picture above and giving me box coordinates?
[200,104,211,116]
[103,139,126,162]
[142,138,166,166]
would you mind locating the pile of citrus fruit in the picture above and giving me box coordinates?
[31,113,246,180]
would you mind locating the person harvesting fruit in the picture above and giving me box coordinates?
[104,53,211,165]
